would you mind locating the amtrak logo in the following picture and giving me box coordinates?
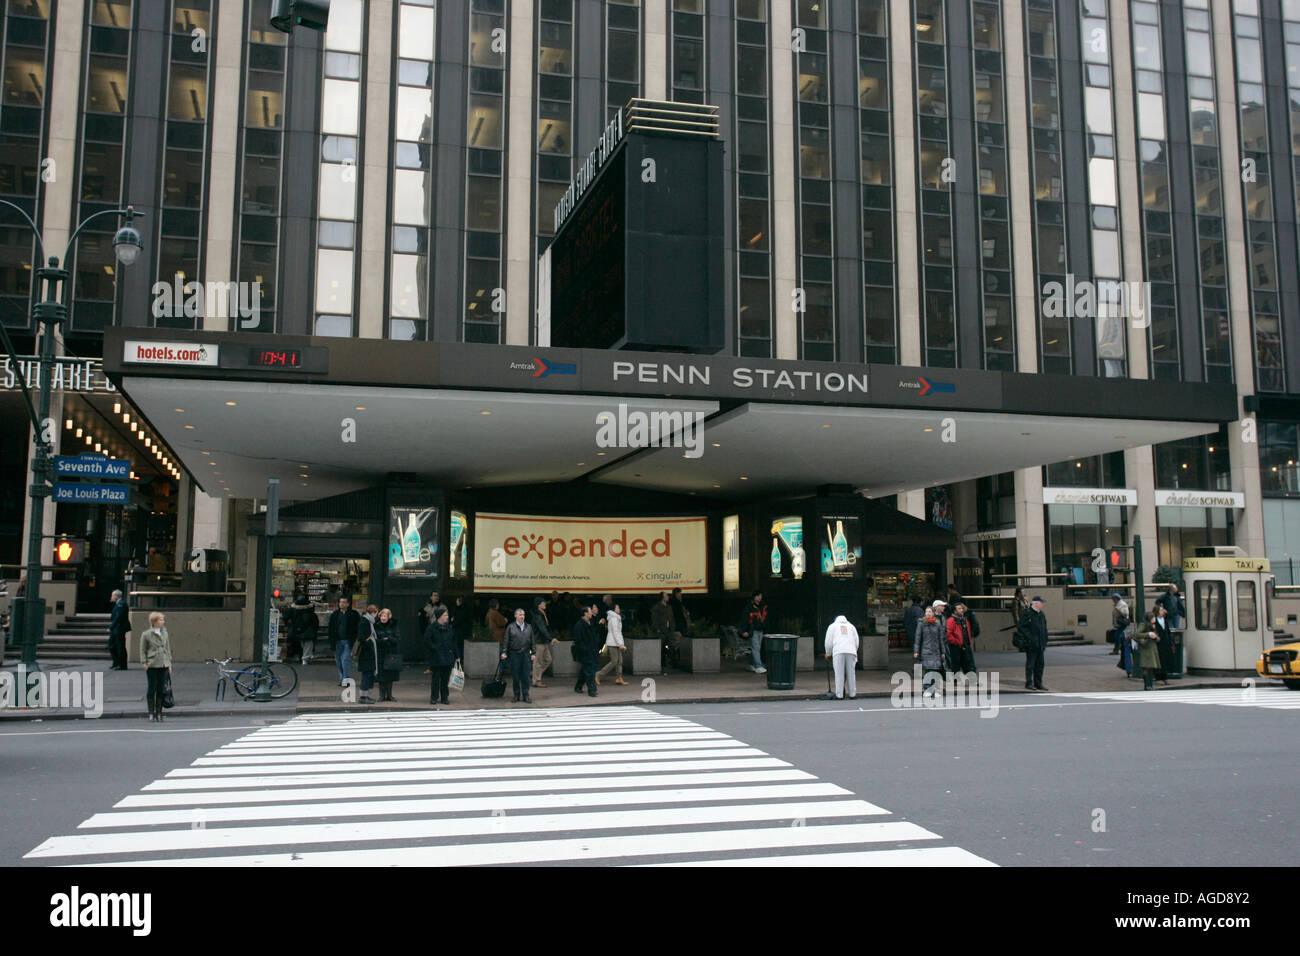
[510,357,577,378]
[898,376,955,396]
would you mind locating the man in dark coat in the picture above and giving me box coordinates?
[108,589,130,670]
[423,606,457,707]
[1155,584,1186,630]
[903,597,924,649]
[327,596,361,685]
[501,607,537,703]
[1018,595,1050,691]
[572,600,601,697]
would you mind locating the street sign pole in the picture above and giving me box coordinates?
[1134,535,1145,621]
[251,477,281,701]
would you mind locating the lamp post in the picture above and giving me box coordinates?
[0,200,144,668]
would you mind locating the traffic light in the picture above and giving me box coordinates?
[270,0,329,33]
[1109,545,1133,573]
[53,538,86,565]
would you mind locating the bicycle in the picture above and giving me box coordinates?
[205,657,299,701]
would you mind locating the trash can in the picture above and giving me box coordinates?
[1168,631,1184,679]
[764,634,797,690]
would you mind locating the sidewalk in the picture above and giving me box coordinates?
[0,642,1246,720]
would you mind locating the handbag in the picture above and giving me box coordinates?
[1011,629,1031,652]
[449,662,465,692]
[161,672,175,709]
[381,651,404,672]
[569,641,580,662]
[350,640,361,663]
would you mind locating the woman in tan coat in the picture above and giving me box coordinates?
[139,612,173,722]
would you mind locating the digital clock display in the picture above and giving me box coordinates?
[249,348,302,368]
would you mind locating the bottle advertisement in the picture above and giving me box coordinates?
[722,514,740,591]
[388,506,439,577]
[449,510,469,579]
[769,516,805,580]
[819,514,862,579]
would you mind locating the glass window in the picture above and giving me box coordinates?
[395,87,433,142]
[1175,545,1220,603]
[316,314,353,336]
[323,0,363,53]
[1138,93,1164,141]
[315,249,353,312]
[86,55,128,114]
[318,163,356,219]
[467,94,503,148]
[400,5,436,60]
[465,175,501,231]
[321,79,359,135]
[1089,157,1117,206]
[471,12,506,68]
[859,59,887,109]
[390,253,426,318]
[1238,580,1258,630]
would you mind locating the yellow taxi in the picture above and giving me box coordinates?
[1257,640,1300,690]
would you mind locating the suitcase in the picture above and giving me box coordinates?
[480,660,507,699]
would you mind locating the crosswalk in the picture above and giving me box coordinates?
[26,707,994,867]
[1048,685,1300,710]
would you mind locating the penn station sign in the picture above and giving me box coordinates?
[610,359,869,398]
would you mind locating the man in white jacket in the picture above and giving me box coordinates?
[824,615,859,700]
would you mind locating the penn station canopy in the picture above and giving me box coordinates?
[104,329,1231,505]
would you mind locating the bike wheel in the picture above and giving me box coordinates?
[231,670,258,698]
[265,661,299,698]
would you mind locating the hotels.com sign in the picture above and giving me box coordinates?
[473,513,707,593]
[123,341,219,367]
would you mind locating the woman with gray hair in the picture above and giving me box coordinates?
[139,612,172,722]
[912,605,945,699]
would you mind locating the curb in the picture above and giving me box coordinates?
[0,706,298,722]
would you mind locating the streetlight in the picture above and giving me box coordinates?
[0,200,145,669]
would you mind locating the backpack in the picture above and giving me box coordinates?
[1012,628,1031,652]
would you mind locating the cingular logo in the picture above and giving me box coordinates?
[502,527,672,565]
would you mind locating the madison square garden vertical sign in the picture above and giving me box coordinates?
[472,514,707,593]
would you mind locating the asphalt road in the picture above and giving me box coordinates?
[3,689,1297,867]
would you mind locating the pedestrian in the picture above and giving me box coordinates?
[501,606,536,703]
[651,590,681,671]
[1109,592,1129,655]
[738,590,769,675]
[946,584,965,609]
[913,605,945,698]
[1156,583,1185,631]
[374,607,401,702]
[108,588,130,670]
[1009,587,1028,627]
[903,596,924,649]
[946,602,977,675]
[1137,612,1161,691]
[929,599,948,668]
[485,598,508,644]
[423,606,457,707]
[327,596,360,686]
[597,593,616,628]
[1018,594,1050,692]
[419,591,442,631]
[531,595,557,687]
[572,600,601,697]
[450,595,472,666]
[279,599,301,664]
[1152,602,1174,685]
[139,611,172,722]
[288,590,318,665]
[356,604,380,704]
[597,601,627,686]
[824,614,859,699]
[670,587,691,637]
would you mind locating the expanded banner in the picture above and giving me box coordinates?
[473,513,707,593]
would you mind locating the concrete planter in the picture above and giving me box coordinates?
[464,641,503,678]
[860,633,889,669]
[625,638,661,675]
[679,637,720,673]
[796,636,814,672]
[549,641,581,676]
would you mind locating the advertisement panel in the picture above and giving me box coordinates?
[122,341,219,367]
[926,486,953,531]
[388,506,439,577]
[472,513,707,593]
[818,515,862,579]
[449,511,469,579]
[769,516,805,580]
[722,514,740,591]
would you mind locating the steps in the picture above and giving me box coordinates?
[34,613,112,661]
[1047,628,1089,646]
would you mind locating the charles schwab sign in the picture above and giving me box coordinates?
[1042,487,1138,506]
[1154,490,1245,508]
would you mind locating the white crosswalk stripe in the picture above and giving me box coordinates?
[1047,686,1300,709]
[26,707,995,867]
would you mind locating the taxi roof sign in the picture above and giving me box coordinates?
[1181,557,1270,573]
